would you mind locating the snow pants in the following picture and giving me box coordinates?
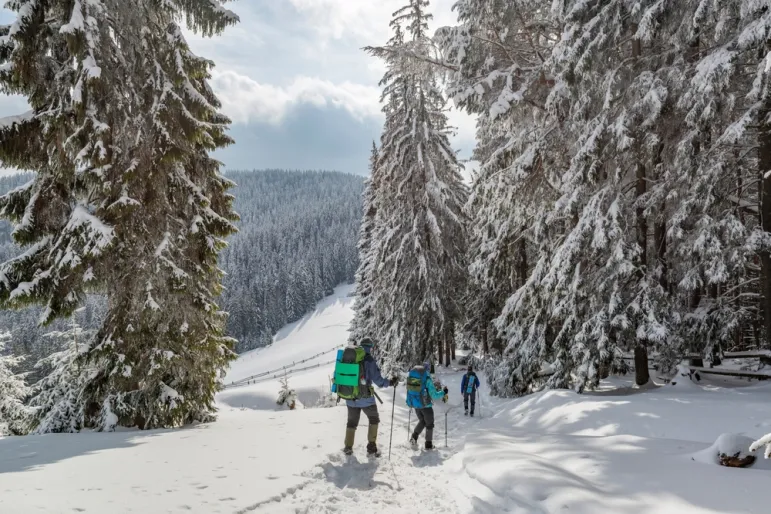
[412,407,435,443]
[345,405,380,448]
[464,391,476,414]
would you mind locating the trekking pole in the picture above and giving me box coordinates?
[444,410,448,448]
[407,408,411,440]
[388,386,396,461]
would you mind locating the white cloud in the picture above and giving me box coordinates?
[286,0,460,42]
[210,70,383,125]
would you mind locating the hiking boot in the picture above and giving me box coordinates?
[409,436,418,448]
[343,446,353,456]
[464,409,468,416]
[425,441,434,451]
[367,442,380,457]
[470,412,474,417]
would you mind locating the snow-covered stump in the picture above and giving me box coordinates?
[694,434,760,469]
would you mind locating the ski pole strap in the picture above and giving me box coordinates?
[373,390,384,404]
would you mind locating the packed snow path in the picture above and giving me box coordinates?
[249,373,474,514]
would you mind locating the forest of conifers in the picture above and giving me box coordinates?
[0,169,362,375]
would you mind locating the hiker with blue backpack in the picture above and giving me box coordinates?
[461,364,481,417]
[332,337,398,457]
[406,362,449,450]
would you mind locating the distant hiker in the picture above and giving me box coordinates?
[333,337,398,457]
[406,362,448,450]
[461,364,481,417]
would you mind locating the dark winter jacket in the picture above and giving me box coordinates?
[346,346,390,408]
[461,372,480,395]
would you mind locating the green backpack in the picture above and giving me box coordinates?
[333,346,370,400]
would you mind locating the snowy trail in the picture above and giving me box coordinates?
[254,371,475,513]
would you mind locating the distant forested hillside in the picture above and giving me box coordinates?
[221,170,362,351]
[0,169,363,370]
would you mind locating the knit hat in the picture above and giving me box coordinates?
[360,337,375,348]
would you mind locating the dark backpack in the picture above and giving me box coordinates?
[333,346,371,400]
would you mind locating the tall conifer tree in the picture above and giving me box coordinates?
[0,0,239,430]
[364,0,469,374]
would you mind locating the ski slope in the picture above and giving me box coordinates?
[1,285,771,513]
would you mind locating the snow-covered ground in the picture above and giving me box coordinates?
[2,284,771,513]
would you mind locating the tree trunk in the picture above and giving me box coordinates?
[481,318,489,355]
[451,335,456,361]
[445,331,451,367]
[760,98,771,349]
[654,143,668,292]
[517,237,528,289]
[654,219,667,290]
[632,28,650,386]
[634,345,650,386]
[437,330,444,367]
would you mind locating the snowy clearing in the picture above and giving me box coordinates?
[2,286,771,513]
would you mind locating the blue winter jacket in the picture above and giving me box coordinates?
[419,374,447,409]
[346,346,390,408]
[461,372,480,395]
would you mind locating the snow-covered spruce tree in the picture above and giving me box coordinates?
[436,0,573,394]
[349,142,381,345]
[0,1,239,430]
[670,0,771,357]
[27,325,91,434]
[524,0,695,389]
[364,0,469,375]
[0,332,30,435]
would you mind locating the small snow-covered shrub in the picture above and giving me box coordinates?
[669,365,699,388]
[276,375,297,410]
[28,330,92,434]
[0,333,31,435]
[315,391,338,408]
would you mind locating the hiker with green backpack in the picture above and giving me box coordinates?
[332,337,397,457]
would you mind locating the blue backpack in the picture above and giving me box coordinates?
[406,365,430,409]
[465,373,476,394]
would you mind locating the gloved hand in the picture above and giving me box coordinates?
[390,376,399,387]
[442,386,449,403]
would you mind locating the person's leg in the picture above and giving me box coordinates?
[412,408,426,439]
[424,408,436,448]
[424,407,435,440]
[345,406,361,449]
[363,404,381,451]
[470,391,476,416]
[464,393,469,413]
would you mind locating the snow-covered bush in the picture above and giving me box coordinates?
[27,330,92,434]
[0,332,30,435]
[315,391,338,409]
[276,375,297,410]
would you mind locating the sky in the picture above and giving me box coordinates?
[0,0,477,178]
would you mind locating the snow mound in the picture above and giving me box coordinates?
[669,364,700,389]
[693,433,771,470]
